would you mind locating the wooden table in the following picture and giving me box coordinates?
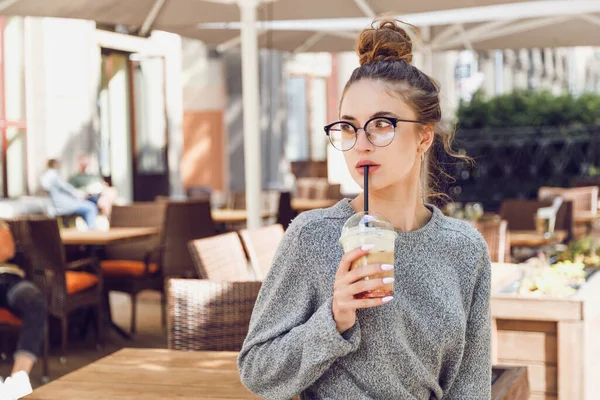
[211,209,276,224]
[26,348,260,399]
[291,198,337,212]
[60,227,159,246]
[491,264,600,399]
[509,229,568,247]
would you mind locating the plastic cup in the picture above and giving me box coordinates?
[339,212,397,299]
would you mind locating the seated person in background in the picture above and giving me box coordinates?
[68,154,117,217]
[0,220,46,397]
[40,159,98,230]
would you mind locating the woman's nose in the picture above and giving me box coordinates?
[354,128,374,152]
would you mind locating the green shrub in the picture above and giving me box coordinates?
[456,90,600,129]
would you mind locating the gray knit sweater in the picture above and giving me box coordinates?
[238,199,491,399]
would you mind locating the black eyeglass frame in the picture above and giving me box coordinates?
[323,116,423,151]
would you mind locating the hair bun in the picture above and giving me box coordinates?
[356,18,415,66]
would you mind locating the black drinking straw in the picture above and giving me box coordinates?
[364,165,369,214]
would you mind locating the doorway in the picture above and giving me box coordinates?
[98,49,169,203]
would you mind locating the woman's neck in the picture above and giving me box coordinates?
[349,188,432,232]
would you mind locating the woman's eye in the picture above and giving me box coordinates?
[340,124,354,132]
[375,119,391,128]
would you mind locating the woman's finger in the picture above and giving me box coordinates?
[336,245,375,278]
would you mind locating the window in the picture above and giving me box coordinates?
[0,16,28,197]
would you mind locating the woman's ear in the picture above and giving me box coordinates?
[419,125,434,152]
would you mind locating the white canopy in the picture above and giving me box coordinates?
[0,0,540,228]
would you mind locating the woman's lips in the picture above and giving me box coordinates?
[356,165,380,175]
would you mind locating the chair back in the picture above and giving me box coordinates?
[162,200,217,278]
[276,191,296,230]
[105,202,166,262]
[538,186,598,214]
[472,219,510,264]
[188,232,251,281]
[499,199,574,241]
[239,224,284,280]
[167,278,261,351]
[186,186,212,201]
[26,218,69,311]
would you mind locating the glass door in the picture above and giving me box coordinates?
[129,55,169,201]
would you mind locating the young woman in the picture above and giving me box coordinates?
[239,18,491,400]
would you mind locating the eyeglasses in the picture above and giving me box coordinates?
[323,116,422,152]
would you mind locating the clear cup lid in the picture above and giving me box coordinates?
[340,211,396,238]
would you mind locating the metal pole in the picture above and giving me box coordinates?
[238,0,262,229]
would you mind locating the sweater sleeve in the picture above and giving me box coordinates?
[445,247,492,399]
[238,216,361,400]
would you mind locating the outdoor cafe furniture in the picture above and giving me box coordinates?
[240,224,284,280]
[3,218,50,379]
[509,230,568,248]
[538,186,598,238]
[291,198,337,212]
[24,348,261,399]
[23,348,531,400]
[28,218,104,360]
[100,203,166,336]
[491,263,600,399]
[499,199,574,242]
[471,219,511,263]
[211,209,277,224]
[161,200,218,278]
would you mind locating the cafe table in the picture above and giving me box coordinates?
[509,229,568,248]
[211,209,277,224]
[25,348,260,399]
[291,198,337,212]
[60,227,159,246]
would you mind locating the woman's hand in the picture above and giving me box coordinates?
[332,245,394,334]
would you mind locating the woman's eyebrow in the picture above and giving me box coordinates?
[339,115,356,121]
[370,111,400,118]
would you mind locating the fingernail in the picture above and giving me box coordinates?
[382,296,394,303]
[382,277,395,284]
[381,264,394,270]
[361,244,375,251]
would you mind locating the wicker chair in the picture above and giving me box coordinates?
[499,199,575,242]
[27,218,104,359]
[188,232,252,281]
[167,278,261,351]
[162,200,218,278]
[2,218,49,379]
[471,219,510,263]
[101,203,167,335]
[239,224,284,280]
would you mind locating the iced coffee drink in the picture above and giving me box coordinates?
[339,212,397,299]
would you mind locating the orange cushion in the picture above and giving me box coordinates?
[65,271,99,295]
[0,308,21,326]
[100,260,159,277]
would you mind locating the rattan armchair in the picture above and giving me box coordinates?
[188,232,252,281]
[27,218,103,360]
[101,203,166,334]
[173,233,260,351]
[239,224,284,280]
[167,278,261,351]
[471,219,510,263]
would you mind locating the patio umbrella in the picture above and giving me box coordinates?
[430,13,600,51]
[0,0,536,229]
